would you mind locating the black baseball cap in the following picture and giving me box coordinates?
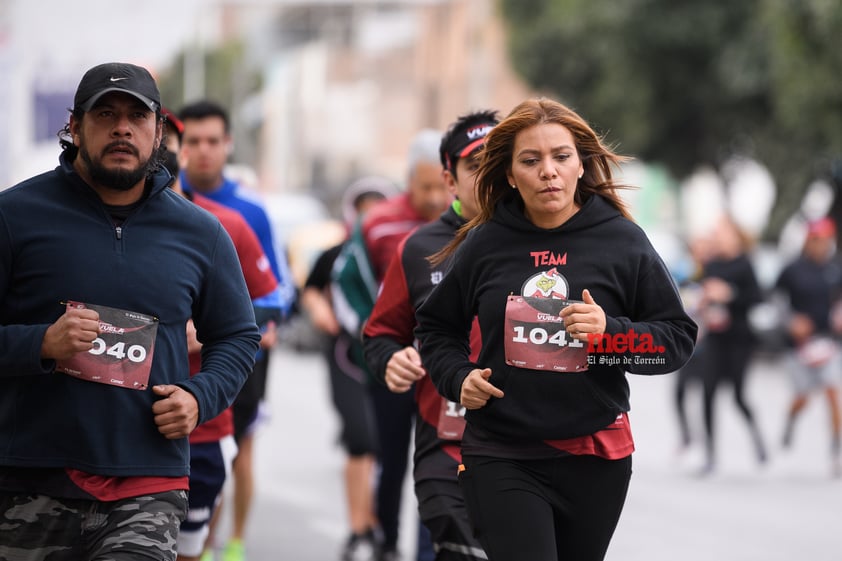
[73,62,161,113]
[442,121,496,171]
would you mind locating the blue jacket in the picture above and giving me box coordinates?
[0,154,260,477]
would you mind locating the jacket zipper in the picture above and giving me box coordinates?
[115,226,123,240]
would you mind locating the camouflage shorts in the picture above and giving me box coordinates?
[0,490,187,561]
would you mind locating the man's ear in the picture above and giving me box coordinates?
[155,119,164,150]
[444,169,458,196]
[69,116,81,146]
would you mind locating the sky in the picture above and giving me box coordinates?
[7,0,435,75]
[9,0,205,76]
[0,0,209,184]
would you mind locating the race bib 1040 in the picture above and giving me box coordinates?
[55,301,158,390]
[504,295,588,373]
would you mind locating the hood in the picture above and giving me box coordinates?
[492,192,623,234]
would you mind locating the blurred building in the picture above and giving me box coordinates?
[2,0,532,210]
[248,0,533,206]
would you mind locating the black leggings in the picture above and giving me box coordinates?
[674,342,708,446]
[458,454,632,561]
[701,336,765,463]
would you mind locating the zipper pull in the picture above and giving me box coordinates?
[115,226,122,240]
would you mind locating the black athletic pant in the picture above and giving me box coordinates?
[369,382,416,548]
[326,333,379,456]
[232,351,270,442]
[416,479,486,560]
[369,382,434,559]
[674,341,709,446]
[701,335,766,464]
[458,454,632,561]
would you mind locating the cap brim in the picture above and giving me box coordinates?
[78,88,158,112]
[458,137,486,158]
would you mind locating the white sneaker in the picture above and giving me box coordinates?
[341,532,377,561]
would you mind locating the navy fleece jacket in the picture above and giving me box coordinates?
[0,154,260,477]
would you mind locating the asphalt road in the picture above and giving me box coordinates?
[208,343,842,561]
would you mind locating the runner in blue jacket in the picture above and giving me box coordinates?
[0,62,260,561]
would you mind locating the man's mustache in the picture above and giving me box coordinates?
[102,141,139,158]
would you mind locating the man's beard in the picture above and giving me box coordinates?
[79,141,156,192]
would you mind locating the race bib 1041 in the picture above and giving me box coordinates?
[55,301,158,390]
[504,295,588,373]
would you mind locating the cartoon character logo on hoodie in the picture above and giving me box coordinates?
[523,268,569,299]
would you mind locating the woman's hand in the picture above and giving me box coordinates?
[560,289,606,342]
[702,277,734,304]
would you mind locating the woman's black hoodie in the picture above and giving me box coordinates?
[415,194,697,442]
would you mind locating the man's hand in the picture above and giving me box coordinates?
[788,313,814,345]
[41,306,101,360]
[460,368,504,410]
[300,287,341,336]
[152,385,199,439]
[185,319,202,354]
[259,321,278,350]
[385,346,426,393]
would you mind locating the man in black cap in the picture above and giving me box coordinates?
[0,62,260,561]
[363,110,498,561]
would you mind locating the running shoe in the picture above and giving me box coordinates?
[378,546,401,561]
[222,539,245,561]
[341,530,378,561]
